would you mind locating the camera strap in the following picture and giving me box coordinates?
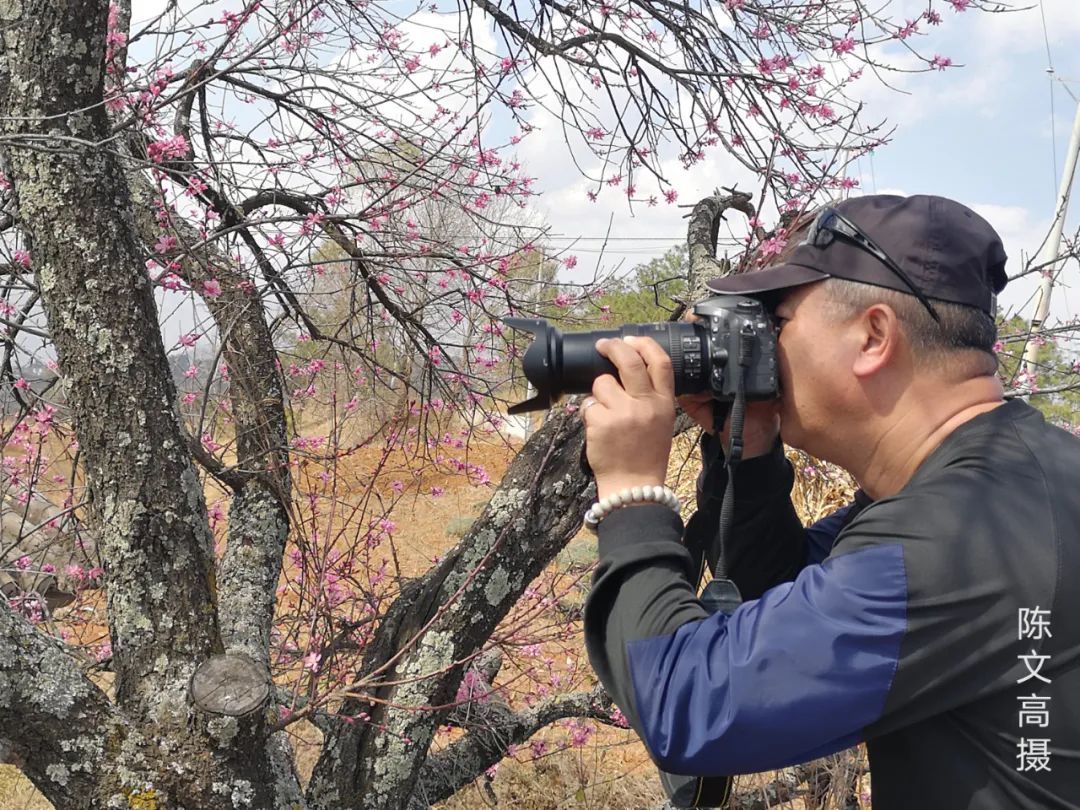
[699,324,755,616]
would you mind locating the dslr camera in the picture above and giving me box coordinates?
[504,295,778,413]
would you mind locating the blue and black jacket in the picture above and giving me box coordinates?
[584,400,1080,809]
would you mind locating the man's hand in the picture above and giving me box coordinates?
[581,336,676,501]
[676,310,781,459]
[678,392,781,459]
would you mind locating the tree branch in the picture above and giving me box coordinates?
[411,686,619,808]
[0,602,116,807]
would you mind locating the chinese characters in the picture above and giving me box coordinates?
[1017,607,1053,773]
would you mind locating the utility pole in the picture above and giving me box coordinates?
[1021,97,1080,391]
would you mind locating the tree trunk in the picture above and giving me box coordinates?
[0,1,302,806]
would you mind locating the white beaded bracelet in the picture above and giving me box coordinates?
[583,484,681,531]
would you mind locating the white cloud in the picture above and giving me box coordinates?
[970,0,1080,55]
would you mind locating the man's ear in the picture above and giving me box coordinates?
[852,304,900,378]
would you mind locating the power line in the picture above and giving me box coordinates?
[1039,0,1059,201]
[541,236,688,241]
[1059,77,1080,105]
[1039,0,1055,73]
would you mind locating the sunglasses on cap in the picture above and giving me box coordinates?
[805,207,942,323]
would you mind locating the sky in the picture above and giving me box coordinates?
[522,0,1080,328]
[125,0,1080,333]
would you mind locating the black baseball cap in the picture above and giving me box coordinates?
[705,194,1008,316]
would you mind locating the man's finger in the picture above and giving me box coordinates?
[624,336,675,399]
[592,373,624,406]
[596,338,653,397]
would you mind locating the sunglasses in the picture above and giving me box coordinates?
[805,207,941,323]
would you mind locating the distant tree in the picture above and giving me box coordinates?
[594,244,690,324]
[998,314,1080,431]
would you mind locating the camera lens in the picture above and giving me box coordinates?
[504,318,706,414]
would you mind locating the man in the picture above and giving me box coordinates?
[580,195,1080,809]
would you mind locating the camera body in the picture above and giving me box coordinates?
[685,294,778,401]
[504,295,778,414]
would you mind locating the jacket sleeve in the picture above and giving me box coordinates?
[583,503,908,776]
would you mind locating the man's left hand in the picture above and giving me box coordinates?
[581,336,676,501]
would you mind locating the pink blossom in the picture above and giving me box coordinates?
[202,279,222,297]
[897,19,919,39]
[832,37,856,55]
[430,486,445,497]
[178,333,200,348]
[155,234,178,254]
[925,10,943,24]
[12,249,30,268]
[568,721,593,748]
[456,669,491,703]
[562,254,578,269]
[930,55,953,70]
[34,405,56,430]
[553,293,572,308]
[758,236,788,258]
[301,212,325,235]
[147,135,190,163]
[948,0,972,11]
[14,555,31,571]
[302,651,322,672]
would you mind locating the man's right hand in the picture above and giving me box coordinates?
[677,392,781,460]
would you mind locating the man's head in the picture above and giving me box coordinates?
[705,194,1008,464]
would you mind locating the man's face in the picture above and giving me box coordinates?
[770,281,856,455]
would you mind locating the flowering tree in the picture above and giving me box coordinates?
[0,0,1009,808]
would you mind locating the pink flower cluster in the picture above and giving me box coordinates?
[147,135,190,164]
